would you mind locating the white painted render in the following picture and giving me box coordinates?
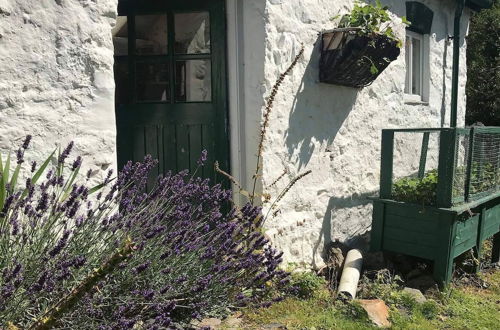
[0,0,118,180]
[237,0,471,269]
[0,0,470,268]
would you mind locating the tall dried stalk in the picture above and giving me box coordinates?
[250,45,305,204]
[215,44,312,226]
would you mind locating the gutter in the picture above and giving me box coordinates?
[450,0,466,128]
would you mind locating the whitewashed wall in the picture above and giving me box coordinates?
[0,0,117,178]
[0,0,471,268]
[251,0,471,268]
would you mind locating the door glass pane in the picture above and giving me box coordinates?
[112,16,128,56]
[175,60,211,102]
[404,36,410,94]
[174,12,210,54]
[136,63,170,102]
[412,37,422,95]
[135,15,168,55]
[114,61,129,105]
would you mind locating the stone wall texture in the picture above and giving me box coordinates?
[0,0,471,268]
[0,0,118,178]
[257,0,470,268]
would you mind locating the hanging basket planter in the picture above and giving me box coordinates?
[319,28,401,88]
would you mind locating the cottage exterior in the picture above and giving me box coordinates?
[0,0,489,268]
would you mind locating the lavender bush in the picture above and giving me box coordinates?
[0,138,289,329]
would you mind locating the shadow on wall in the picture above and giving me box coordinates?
[285,35,359,170]
[312,190,377,266]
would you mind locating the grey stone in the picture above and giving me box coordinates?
[403,287,427,304]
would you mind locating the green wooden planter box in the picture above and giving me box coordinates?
[371,128,500,287]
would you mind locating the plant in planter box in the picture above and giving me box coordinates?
[320,1,410,87]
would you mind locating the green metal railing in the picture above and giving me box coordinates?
[380,127,500,209]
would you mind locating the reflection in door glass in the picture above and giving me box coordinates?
[174,12,210,54]
[135,15,168,55]
[112,16,128,56]
[175,60,211,102]
[136,63,170,102]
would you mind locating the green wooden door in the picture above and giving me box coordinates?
[113,0,229,188]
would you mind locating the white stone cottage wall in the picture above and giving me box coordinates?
[0,0,118,178]
[257,0,471,268]
[0,0,471,268]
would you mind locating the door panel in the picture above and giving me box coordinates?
[114,0,229,187]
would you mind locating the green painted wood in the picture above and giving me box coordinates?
[383,238,436,260]
[145,125,159,189]
[418,132,430,179]
[384,227,437,247]
[437,129,457,208]
[202,123,215,180]
[380,130,394,199]
[115,0,230,186]
[482,203,500,239]
[385,214,438,234]
[433,216,456,287]
[370,201,385,251]
[188,125,203,173]
[176,124,190,172]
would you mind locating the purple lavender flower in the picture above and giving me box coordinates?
[58,141,74,164]
[71,156,82,171]
[16,148,24,165]
[48,230,71,257]
[30,160,37,173]
[134,261,151,274]
[197,149,208,166]
[21,135,32,150]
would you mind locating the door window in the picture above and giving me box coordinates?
[112,12,213,105]
[174,12,211,54]
[135,15,168,55]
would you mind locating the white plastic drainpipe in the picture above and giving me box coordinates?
[337,249,363,300]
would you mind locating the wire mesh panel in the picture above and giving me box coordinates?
[468,128,500,201]
[452,130,470,204]
[390,130,441,206]
[381,127,500,208]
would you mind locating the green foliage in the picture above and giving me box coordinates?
[392,170,438,206]
[337,0,409,46]
[243,267,500,329]
[392,161,500,206]
[288,271,327,299]
[419,299,440,320]
[466,0,500,126]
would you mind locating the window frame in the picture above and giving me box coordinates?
[405,30,425,103]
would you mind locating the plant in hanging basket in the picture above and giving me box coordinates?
[320,1,410,88]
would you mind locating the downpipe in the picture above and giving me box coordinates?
[450,0,466,128]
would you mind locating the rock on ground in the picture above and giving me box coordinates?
[357,299,391,328]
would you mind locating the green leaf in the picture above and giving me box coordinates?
[9,163,22,194]
[88,183,106,195]
[370,64,379,75]
[32,150,56,185]
[401,16,411,26]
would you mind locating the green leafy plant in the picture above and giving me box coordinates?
[392,160,500,206]
[392,170,438,206]
[336,0,410,48]
[288,271,327,299]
